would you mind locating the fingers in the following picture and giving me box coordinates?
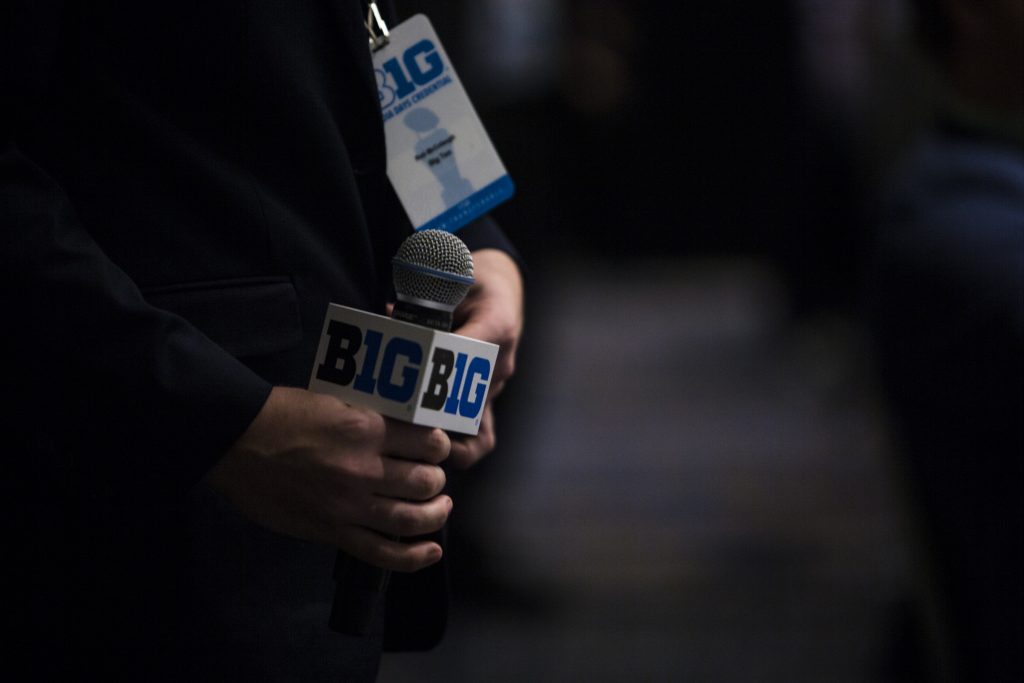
[358,493,452,538]
[338,494,452,571]
[376,456,446,500]
[450,316,491,345]
[451,314,517,389]
[487,378,507,402]
[382,419,450,464]
[448,404,496,469]
[494,346,517,387]
[213,389,457,572]
[337,526,444,573]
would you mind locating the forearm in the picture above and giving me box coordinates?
[4,134,272,500]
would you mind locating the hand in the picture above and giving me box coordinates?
[204,387,452,572]
[449,248,524,469]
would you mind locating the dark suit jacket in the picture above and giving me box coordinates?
[867,120,1023,681]
[2,2,515,680]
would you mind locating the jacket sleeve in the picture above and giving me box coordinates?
[2,2,271,506]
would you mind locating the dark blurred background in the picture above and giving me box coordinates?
[381,1,1022,681]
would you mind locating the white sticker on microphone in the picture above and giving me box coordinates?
[372,14,514,233]
[309,304,499,435]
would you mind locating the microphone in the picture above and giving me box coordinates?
[390,228,475,332]
[328,229,474,636]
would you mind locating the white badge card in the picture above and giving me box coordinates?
[373,14,514,233]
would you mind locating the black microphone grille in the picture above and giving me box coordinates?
[392,229,474,308]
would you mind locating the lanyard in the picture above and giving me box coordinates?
[365,1,390,51]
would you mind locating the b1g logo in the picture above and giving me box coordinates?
[419,346,491,418]
[376,39,445,109]
[315,320,490,419]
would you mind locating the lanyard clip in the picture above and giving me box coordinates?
[366,2,390,51]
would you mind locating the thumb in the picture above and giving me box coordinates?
[452,317,494,344]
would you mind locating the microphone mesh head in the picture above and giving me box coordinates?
[392,229,474,307]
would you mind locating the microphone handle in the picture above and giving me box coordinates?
[328,300,454,636]
[328,552,391,635]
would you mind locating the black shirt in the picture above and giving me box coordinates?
[3,2,515,679]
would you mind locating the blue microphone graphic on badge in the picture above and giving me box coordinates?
[404,108,474,206]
